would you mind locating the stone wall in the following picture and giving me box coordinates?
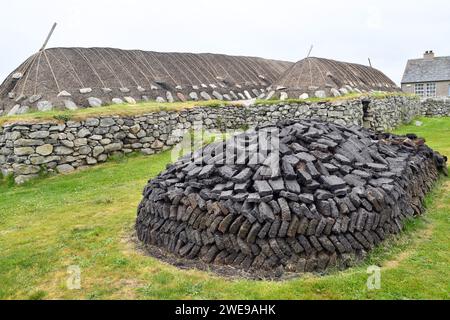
[421,98,450,117]
[362,95,422,131]
[0,96,444,184]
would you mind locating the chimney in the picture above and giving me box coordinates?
[424,50,435,60]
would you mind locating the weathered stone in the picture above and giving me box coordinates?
[200,91,212,100]
[315,90,327,98]
[79,88,92,94]
[88,97,102,107]
[78,146,92,155]
[28,131,50,139]
[151,140,164,149]
[57,90,72,97]
[330,88,341,97]
[13,164,40,175]
[56,164,75,174]
[74,138,88,147]
[212,91,223,100]
[166,92,174,103]
[77,128,91,138]
[112,98,124,105]
[299,93,309,100]
[55,146,74,155]
[124,97,137,104]
[93,146,105,157]
[86,157,97,165]
[189,92,199,101]
[85,118,100,127]
[36,144,53,156]
[99,118,115,127]
[14,139,44,147]
[104,143,123,153]
[14,147,34,156]
[176,92,187,102]
[12,72,23,80]
[36,101,53,111]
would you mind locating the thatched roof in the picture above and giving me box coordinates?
[0,49,400,115]
[0,47,292,114]
[270,57,399,99]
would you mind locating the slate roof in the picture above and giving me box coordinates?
[401,56,450,84]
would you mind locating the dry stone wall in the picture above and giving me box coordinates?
[362,96,422,131]
[421,98,450,117]
[0,96,444,184]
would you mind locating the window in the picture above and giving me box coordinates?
[415,83,424,96]
[415,83,436,97]
[448,85,450,97]
[426,83,436,97]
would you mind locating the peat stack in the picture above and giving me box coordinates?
[136,120,447,277]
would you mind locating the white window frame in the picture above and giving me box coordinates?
[415,83,424,97]
[425,83,436,97]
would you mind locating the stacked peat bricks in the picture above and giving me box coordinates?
[136,120,447,277]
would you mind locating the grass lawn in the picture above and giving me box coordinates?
[0,117,448,300]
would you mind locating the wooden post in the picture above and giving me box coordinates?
[307,45,314,58]
[39,22,57,52]
[368,58,373,68]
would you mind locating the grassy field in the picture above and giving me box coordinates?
[0,117,448,300]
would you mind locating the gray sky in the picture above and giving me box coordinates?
[1,0,449,85]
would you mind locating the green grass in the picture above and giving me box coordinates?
[0,117,448,300]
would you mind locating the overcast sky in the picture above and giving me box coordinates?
[1,0,449,85]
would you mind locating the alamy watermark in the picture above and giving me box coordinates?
[366,265,381,290]
[67,265,81,290]
[170,122,281,174]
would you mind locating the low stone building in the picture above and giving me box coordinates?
[401,51,450,98]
